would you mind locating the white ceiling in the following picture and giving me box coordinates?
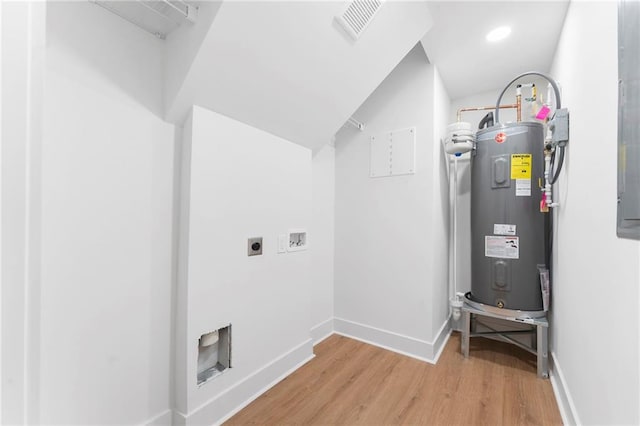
[101,0,571,148]
[91,0,198,39]
[165,1,434,151]
[421,1,570,100]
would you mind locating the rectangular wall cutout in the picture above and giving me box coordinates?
[197,324,232,385]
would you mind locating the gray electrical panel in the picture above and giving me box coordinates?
[470,123,547,311]
[618,0,640,239]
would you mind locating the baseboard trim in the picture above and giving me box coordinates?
[334,317,450,364]
[175,338,314,426]
[310,318,334,345]
[431,318,452,364]
[550,351,580,426]
[142,409,172,426]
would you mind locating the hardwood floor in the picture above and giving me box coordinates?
[225,332,562,425]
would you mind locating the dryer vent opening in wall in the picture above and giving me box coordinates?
[197,325,231,385]
[335,0,383,40]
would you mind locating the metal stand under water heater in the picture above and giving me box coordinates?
[445,71,569,378]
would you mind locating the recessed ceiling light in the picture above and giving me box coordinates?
[486,26,511,42]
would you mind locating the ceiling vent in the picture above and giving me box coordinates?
[336,0,383,40]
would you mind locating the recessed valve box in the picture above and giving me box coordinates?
[288,229,307,252]
[248,237,262,256]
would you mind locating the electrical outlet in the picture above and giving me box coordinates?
[247,237,262,256]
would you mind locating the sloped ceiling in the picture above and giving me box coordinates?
[421,1,570,101]
[165,1,433,151]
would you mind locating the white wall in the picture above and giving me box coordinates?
[1,1,3,418]
[164,1,222,122]
[39,3,175,424]
[1,2,46,423]
[175,106,313,424]
[310,144,335,342]
[334,44,450,361]
[549,2,640,424]
[431,67,451,337]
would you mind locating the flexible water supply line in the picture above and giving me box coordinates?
[550,147,565,185]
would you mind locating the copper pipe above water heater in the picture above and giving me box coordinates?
[456,104,519,122]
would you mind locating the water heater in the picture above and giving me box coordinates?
[448,71,568,319]
[469,122,547,311]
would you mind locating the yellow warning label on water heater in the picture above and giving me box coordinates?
[511,154,532,179]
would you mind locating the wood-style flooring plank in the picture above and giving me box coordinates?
[225,333,563,425]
